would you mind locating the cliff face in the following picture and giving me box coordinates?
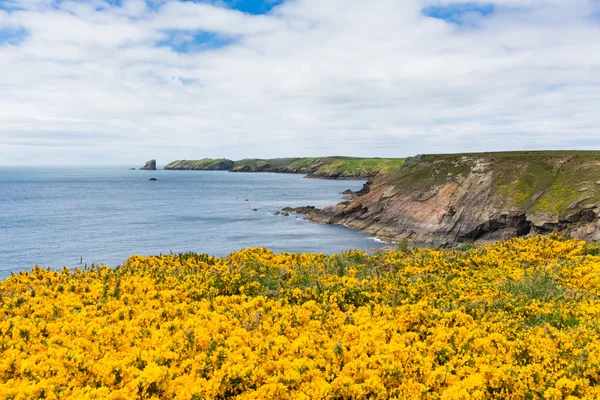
[140,160,156,170]
[308,152,600,246]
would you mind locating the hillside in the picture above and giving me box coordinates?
[3,237,600,398]
[164,157,405,179]
[307,151,600,245]
[164,159,234,170]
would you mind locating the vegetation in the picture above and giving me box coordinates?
[165,157,406,179]
[232,157,405,177]
[164,159,234,170]
[3,236,600,398]
[381,151,600,218]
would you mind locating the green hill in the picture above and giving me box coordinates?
[164,157,406,179]
[164,159,234,170]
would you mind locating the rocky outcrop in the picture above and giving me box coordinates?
[140,160,156,170]
[307,151,600,246]
[282,206,320,215]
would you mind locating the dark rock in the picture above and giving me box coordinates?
[129,168,136,170]
[282,206,319,215]
[149,178,157,181]
[252,208,258,212]
[141,160,157,170]
[356,179,373,196]
[341,189,354,195]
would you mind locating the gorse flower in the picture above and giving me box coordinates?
[1,236,600,399]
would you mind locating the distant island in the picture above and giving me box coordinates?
[163,157,406,179]
[140,159,157,170]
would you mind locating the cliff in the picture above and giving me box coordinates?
[164,159,235,171]
[140,159,156,170]
[164,157,405,179]
[307,151,600,246]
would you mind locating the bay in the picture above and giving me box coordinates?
[0,167,386,278]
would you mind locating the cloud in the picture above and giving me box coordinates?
[0,0,600,165]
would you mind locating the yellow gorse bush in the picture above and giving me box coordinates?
[2,235,600,399]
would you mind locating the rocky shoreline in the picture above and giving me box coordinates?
[286,152,600,246]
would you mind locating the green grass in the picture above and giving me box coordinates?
[376,150,600,218]
[165,157,406,178]
[503,268,564,301]
[309,158,406,177]
[419,150,600,160]
[164,159,234,170]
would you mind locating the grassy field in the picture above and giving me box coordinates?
[2,236,600,398]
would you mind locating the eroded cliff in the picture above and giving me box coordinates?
[308,151,600,246]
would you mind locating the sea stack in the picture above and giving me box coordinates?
[140,159,157,170]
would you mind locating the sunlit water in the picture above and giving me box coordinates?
[0,167,386,278]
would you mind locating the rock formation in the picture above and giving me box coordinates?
[140,160,157,170]
[307,151,600,246]
[282,206,319,214]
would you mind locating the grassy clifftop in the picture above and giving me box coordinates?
[231,157,405,179]
[387,151,600,217]
[165,157,405,179]
[310,151,600,245]
[164,159,234,170]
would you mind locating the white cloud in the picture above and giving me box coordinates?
[0,0,599,165]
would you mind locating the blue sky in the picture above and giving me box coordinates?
[156,30,234,53]
[0,27,26,45]
[1,0,600,165]
[218,0,283,15]
[0,1,503,52]
[423,3,495,24]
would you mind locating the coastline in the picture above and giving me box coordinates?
[282,151,600,247]
[162,157,406,180]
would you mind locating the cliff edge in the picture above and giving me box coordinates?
[308,151,600,246]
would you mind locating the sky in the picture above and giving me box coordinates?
[0,0,599,165]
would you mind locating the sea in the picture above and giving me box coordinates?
[0,167,387,278]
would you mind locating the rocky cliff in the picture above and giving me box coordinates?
[140,159,156,170]
[307,151,600,246]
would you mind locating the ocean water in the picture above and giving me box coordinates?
[0,167,386,278]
